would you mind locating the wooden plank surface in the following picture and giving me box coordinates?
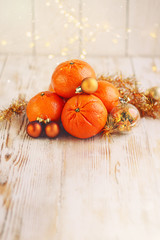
[0,56,160,240]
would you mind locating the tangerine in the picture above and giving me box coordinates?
[93,81,120,112]
[26,91,64,122]
[48,83,55,92]
[48,83,67,105]
[61,94,107,139]
[51,59,96,98]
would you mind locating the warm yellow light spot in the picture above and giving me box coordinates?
[64,23,68,28]
[84,37,89,41]
[80,54,85,59]
[59,4,63,8]
[61,52,67,56]
[60,10,65,14]
[29,42,34,48]
[76,22,80,27]
[63,47,68,51]
[35,35,40,40]
[127,28,132,33]
[69,38,74,44]
[82,49,87,55]
[91,38,96,42]
[61,48,68,56]
[84,23,90,28]
[48,54,54,59]
[1,40,7,46]
[103,24,110,31]
[45,42,50,47]
[65,13,69,17]
[89,31,93,36]
[116,34,121,38]
[104,24,109,28]
[96,23,100,28]
[150,32,157,38]
[82,17,88,22]
[112,39,118,44]
[46,2,50,6]
[152,65,157,72]
[73,19,78,24]
[71,8,75,12]
[26,32,32,37]
[68,15,74,22]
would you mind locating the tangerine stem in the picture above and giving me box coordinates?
[75,86,82,94]
[75,108,80,112]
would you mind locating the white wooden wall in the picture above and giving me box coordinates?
[0,0,160,57]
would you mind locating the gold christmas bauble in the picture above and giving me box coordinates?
[76,77,98,94]
[146,86,160,100]
[110,103,140,132]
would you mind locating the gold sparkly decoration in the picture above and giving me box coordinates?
[98,75,160,119]
[103,103,140,136]
[0,97,27,122]
[36,117,51,124]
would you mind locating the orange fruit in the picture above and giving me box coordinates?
[48,83,55,92]
[61,94,107,139]
[26,91,64,122]
[93,81,120,113]
[48,83,67,105]
[51,59,96,98]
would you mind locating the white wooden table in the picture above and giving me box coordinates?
[0,56,160,240]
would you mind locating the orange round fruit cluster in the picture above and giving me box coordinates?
[26,59,120,139]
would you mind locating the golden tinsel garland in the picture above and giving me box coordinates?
[0,97,27,122]
[98,75,160,119]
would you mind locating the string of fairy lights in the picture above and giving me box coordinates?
[0,0,160,72]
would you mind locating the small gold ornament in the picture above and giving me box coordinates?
[75,77,98,94]
[146,87,160,101]
[103,102,140,136]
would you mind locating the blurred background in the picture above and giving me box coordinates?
[0,0,160,106]
[0,0,160,58]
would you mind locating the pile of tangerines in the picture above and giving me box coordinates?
[26,59,120,139]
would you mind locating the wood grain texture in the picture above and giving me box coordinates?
[0,56,160,240]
